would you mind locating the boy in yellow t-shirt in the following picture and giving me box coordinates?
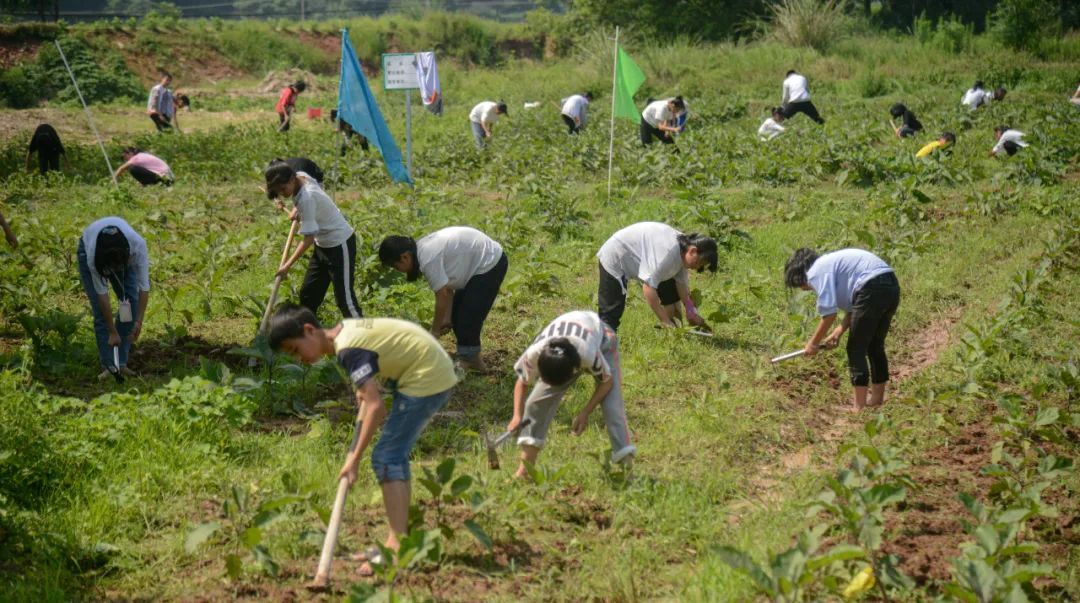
[916,132,956,158]
[268,303,457,577]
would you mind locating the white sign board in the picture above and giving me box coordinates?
[382,53,419,90]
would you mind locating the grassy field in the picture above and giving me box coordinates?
[1,29,1079,602]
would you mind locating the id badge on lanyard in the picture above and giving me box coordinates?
[118,299,133,323]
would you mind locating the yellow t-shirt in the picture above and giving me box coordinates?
[334,318,457,397]
[916,140,946,158]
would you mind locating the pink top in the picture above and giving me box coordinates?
[127,152,172,177]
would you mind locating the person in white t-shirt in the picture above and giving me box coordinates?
[506,310,635,479]
[469,100,508,148]
[990,125,1029,157]
[961,81,1006,110]
[560,92,593,134]
[265,163,362,320]
[379,227,508,371]
[596,222,718,331]
[640,97,685,145]
[784,248,900,410]
[758,107,786,141]
[780,70,825,125]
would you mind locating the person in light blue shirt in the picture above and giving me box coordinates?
[784,248,901,410]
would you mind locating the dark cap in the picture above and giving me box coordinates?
[95,225,130,276]
[264,162,296,199]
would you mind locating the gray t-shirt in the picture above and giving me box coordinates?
[416,226,503,291]
[596,222,688,290]
[81,216,151,296]
[806,248,893,315]
[293,172,354,248]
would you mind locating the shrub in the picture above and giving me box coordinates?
[0,65,45,108]
[990,0,1059,51]
[767,0,848,53]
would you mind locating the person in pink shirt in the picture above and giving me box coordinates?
[114,147,174,186]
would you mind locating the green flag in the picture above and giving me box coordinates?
[613,45,645,121]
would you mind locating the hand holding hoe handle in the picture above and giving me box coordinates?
[308,412,364,591]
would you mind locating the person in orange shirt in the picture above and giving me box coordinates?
[276,80,306,132]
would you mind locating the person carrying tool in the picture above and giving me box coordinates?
[276,80,306,132]
[265,162,361,319]
[507,310,635,479]
[783,248,901,411]
[889,102,923,138]
[267,303,457,577]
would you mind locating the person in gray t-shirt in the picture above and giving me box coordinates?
[784,248,900,410]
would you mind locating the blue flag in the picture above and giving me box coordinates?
[338,29,412,185]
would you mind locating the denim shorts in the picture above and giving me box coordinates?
[370,388,453,483]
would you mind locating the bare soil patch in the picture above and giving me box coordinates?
[892,309,961,381]
[0,37,41,69]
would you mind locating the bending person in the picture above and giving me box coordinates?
[115,147,173,186]
[889,103,922,138]
[26,123,68,175]
[640,97,685,145]
[781,70,825,125]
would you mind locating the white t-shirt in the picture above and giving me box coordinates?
[806,249,893,316]
[561,94,589,124]
[81,217,151,296]
[469,101,500,125]
[992,129,1029,154]
[961,87,991,110]
[293,172,354,248]
[147,83,165,113]
[514,310,612,384]
[597,222,689,290]
[782,74,811,104]
[758,117,785,140]
[416,226,503,291]
[641,100,673,128]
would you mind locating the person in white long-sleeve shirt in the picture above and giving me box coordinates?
[560,92,593,134]
[961,81,1006,110]
[780,70,824,125]
[758,107,786,141]
[991,126,1029,157]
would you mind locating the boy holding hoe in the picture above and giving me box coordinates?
[268,303,457,577]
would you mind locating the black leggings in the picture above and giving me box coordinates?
[451,253,508,349]
[1003,141,1021,156]
[781,100,825,125]
[597,262,679,331]
[846,272,900,386]
[299,234,362,319]
[640,118,673,145]
[127,166,169,186]
[37,152,60,174]
[562,114,581,134]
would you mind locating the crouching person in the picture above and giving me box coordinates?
[268,304,457,577]
[508,310,635,479]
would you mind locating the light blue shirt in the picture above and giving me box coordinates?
[806,249,892,316]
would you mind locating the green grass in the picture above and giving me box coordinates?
[0,29,1078,602]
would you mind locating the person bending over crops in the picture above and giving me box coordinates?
[640,97,685,145]
[889,103,923,138]
[25,123,68,175]
[596,222,717,332]
[961,81,1005,111]
[330,109,369,156]
[758,107,786,141]
[991,125,1028,157]
[508,310,635,480]
[115,147,173,186]
[780,70,825,125]
[77,217,151,380]
[560,92,593,134]
[916,132,956,158]
[265,163,362,320]
[276,80,306,132]
[784,248,901,411]
[379,227,508,372]
[0,210,16,248]
[268,303,457,578]
[468,100,507,148]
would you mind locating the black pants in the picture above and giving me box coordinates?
[897,125,919,138]
[781,100,825,125]
[278,113,291,132]
[640,118,673,145]
[37,152,60,175]
[847,272,900,386]
[1003,141,1021,156]
[597,262,679,332]
[150,113,172,132]
[300,234,362,319]
[562,114,581,134]
[451,253,508,351]
[127,166,169,186]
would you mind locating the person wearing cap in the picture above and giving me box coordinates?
[378,227,507,372]
[468,100,507,148]
[559,92,592,134]
[265,162,362,320]
[596,222,718,332]
[276,80,306,132]
[77,217,151,380]
[115,147,174,186]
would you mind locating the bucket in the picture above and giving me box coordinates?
[307,107,322,119]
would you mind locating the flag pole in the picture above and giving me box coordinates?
[606,26,619,203]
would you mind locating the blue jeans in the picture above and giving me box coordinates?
[77,239,138,369]
[470,121,487,149]
[370,388,453,483]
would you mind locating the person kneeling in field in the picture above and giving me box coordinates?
[784,248,901,411]
[268,304,457,577]
[596,222,717,331]
[115,147,174,186]
[916,132,955,158]
[266,163,362,319]
[758,107,786,141]
[889,103,922,138]
[379,227,508,372]
[508,310,635,479]
[991,125,1029,157]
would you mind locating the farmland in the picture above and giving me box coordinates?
[1,14,1079,602]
